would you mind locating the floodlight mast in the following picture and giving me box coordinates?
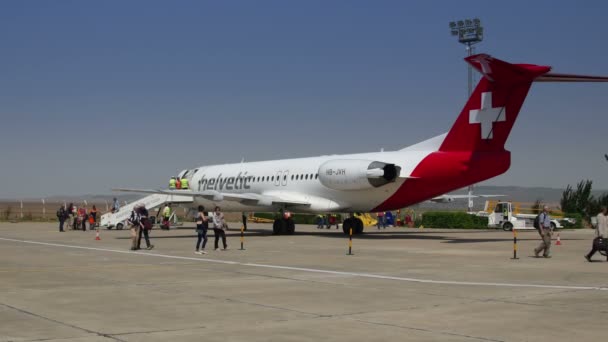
[449,18,484,212]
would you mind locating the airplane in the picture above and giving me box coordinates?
[115,54,608,235]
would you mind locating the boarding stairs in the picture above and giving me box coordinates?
[100,193,193,229]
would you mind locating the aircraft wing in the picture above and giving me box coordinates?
[113,188,311,208]
[430,194,505,203]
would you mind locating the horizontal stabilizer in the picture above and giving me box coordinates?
[535,73,608,82]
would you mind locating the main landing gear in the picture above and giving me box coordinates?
[342,217,364,235]
[272,211,295,235]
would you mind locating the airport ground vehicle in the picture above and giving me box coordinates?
[487,201,563,231]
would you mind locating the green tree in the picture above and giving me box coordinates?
[560,180,594,218]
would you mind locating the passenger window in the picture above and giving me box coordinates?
[291,175,294,180]
[305,175,308,180]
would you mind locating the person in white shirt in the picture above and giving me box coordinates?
[212,206,228,251]
[586,206,608,262]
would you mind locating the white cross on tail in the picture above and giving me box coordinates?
[468,92,505,139]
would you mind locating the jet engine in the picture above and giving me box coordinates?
[318,160,400,191]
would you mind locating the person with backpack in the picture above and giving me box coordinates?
[136,205,154,250]
[212,206,228,251]
[194,206,209,254]
[533,205,553,258]
[56,205,67,232]
[128,205,142,250]
[585,206,608,262]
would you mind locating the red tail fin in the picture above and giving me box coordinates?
[439,54,551,152]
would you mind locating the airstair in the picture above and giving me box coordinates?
[100,193,193,229]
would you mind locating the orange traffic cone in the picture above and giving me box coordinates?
[555,233,561,246]
[95,229,101,241]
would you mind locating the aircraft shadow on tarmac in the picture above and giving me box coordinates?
[112,227,585,244]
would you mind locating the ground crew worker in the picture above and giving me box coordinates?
[176,177,182,189]
[181,177,189,190]
[503,204,509,222]
[169,177,176,189]
[534,205,552,258]
[162,204,171,229]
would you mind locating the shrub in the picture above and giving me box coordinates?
[421,211,488,229]
[561,213,583,229]
[2,206,12,221]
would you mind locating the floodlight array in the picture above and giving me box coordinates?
[449,18,483,44]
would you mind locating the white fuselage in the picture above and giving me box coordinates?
[185,148,432,213]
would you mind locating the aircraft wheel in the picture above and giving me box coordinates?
[502,222,513,231]
[286,218,295,235]
[342,218,354,235]
[354,218,364,234]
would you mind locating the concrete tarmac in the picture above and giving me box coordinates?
[1,222,607,342]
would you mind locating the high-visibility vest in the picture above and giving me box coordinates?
[163,207,171,218]
[181,178,189,189]
[169,178,176,189]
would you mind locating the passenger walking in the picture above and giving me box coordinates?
[376,212,386,229]
[78,206,87,231]
[195,206,209,254]
[65,203,74,230]
[71,204,78,230]
[586,206,608,262]
[56,205,67,232]
[137,205,154,250]
[112,198,120,213]
[212,206,228,250]
[89,205,98,228]
[534,205,553,258]
[316,214,324,229]
[128,205,142,250]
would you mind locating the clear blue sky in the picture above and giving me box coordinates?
[1,0,607,198]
